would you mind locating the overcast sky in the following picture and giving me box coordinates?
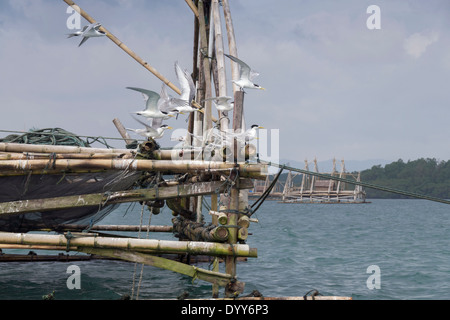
[1,0,449,167]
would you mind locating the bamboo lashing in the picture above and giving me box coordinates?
[63,0,217,122]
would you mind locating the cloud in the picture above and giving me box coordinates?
[404,31,439,59]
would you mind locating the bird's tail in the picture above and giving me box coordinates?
[66,33,80,38]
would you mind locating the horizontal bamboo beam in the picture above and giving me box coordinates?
[0,142,131,155]
[0,181,227,216]
[80,248,233,287]
[0,232,257,257]
[0,151,133,160]
[0,158,267,176]
[50,224,173,233]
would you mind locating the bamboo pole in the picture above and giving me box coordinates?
[185,0,199,18]
[222,0,240,94]
[211,0,229,133]
[112,118,134,145]
[0,181,229,216]
[0,232,257,257]
[47,224,173,233]
[79,248,233,287]
[0,158,267,175]
[0,142,131,155]
[0,151,132,160]
[198,0,213,134]
[62,0,214,120]
[63,0,179,94]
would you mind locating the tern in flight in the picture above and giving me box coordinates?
[126,116,172,140]
[203,96,234,112]
[127,86,175,120]
[169,62,197,114]
[224,54,265,92]
[67,22,107,47]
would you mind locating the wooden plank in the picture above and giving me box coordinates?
[0,181,227,216]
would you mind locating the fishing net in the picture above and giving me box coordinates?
[0,128,143,232]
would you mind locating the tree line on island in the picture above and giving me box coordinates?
[360,158,450,199]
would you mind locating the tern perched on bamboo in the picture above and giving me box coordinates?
[126,116,172,140]
[67,22,107,47]
[224,54,265,92]
[127,86,175,120]
[168,62,197,114]
[203,96,234,112]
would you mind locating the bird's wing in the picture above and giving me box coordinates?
[80,25,89,32]
[224,54,251,80]
[158,85,178,113]
[126,87,160,112]
[151,117,163,129]
[131,115,152,130]
[184,68,196,103]
[174,61,192,101]
[78,36,90,47]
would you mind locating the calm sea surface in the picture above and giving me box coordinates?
[1,199,450,300]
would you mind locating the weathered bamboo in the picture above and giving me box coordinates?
[211,0,229,133]
[197,0,213,134]
[185,0,199,18]
[112,118,134,145]
[0,158,267,176]
[0,181,228,216]
[172,217,229,242]
[0,232,257,257]
[237,227,248,241]
[209,210,228,225]
[0,142,131,155]
[222,0,240,94]
[63,0,213,120]
[47,224,173,233]
[0,151,132,160]
[79,248,233,287]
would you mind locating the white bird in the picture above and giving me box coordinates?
[67,22,107,47]
[202,96,234,112]
[227,124,264,143]
[127,86,175,120]
[169,62,197,114]
[126,116,173,140]
[224,54,265,92]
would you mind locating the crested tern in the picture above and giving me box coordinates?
[203,96,234,112]
[224,54,265,91]
[67,22,107,47]
[126,116,173,140]
[169,62,197,114]
[127,86,174,120]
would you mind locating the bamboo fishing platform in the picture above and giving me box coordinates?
[0,0,352,300]
[251,159,367,204]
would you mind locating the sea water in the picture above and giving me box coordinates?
[1,199,449,300]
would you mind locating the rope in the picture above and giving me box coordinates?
[259,160,450,206]
[0,128,118,148]
[249,165,285,215]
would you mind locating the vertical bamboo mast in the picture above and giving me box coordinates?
[198,1,213,135]
[211,0,229,133]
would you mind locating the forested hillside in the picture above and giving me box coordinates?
[360,158,450,199]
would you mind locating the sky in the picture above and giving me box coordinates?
[0,0,449,169]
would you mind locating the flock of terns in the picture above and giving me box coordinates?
[68,22,266,149]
